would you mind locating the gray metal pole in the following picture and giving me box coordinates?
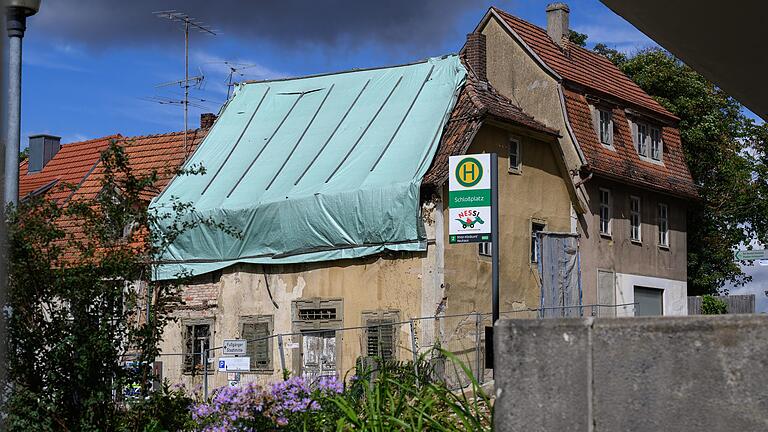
[474,312,482,384]
[201,340,208,400]
[409,319,419,386]
[277,334,286,376]
[5,21,22,206]
[491,153,499,325]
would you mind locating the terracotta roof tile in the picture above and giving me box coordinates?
[492,7,676,119]
[563,89,696,198]
[18,135,122,202]
[73,129,206,203]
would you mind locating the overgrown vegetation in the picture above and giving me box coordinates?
[587,39,768,294]
[4,141,235,431]
[191,353,492,431]
[700,295,728,315]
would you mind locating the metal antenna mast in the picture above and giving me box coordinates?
[154,10,217,155]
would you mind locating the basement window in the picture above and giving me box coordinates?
[478,242,491,257]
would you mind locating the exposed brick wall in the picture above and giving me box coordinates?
[464,32,487,82]
[180,282,219,310]
[200,113,217,130]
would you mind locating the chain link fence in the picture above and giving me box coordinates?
[141,302,636,398]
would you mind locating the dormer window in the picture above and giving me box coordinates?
[632,120,663,162]
[598,109,613,146]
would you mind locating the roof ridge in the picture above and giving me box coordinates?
[489,6,676,119]
[242,54,457,85]
[117,129,201,143]
[60,133,122,147]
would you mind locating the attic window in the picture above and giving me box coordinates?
[632,120,663,162]
[598,109,613,146]
[590,105,614,148]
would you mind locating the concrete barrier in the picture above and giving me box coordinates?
[494,315,768,432]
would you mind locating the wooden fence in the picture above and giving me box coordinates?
[687,295,755,315]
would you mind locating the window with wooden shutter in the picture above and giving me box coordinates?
[362,311,399,361]
[183,320,212,374]
[240,316,273,371]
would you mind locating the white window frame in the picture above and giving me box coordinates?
[650,126,663,161]
[508,136,522,174]
[478,242,491,257]
[630,195,642,243]
[599,188,612,237]
[636,123,649,157]
[531,221,546,263]
[658,203,669,248]
[598,109,613,146]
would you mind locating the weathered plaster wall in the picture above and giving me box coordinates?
[481,16,581,174]
[442,124,572,318]
[579,179,687,308]
[159,206,441,389]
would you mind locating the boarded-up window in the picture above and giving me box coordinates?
[183,320,212,373]
[292,299,343,331]
[597,270,616,317]
[362,311,399,360]
[240,316,273,371]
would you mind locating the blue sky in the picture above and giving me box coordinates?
[15,0,767,310]
[19,0,666,143]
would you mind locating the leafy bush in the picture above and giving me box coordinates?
[190,351,492,431]
[117,382,196,432]
[701,295,728,315]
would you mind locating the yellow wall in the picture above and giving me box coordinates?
[442,124,573,317]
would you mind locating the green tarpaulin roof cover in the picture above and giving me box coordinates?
[150,55,466,279]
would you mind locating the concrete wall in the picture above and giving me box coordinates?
[442,124,573,318]
[495,315,768,432]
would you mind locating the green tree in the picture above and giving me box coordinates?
[593,47,768,294]
[568,30,588,47]
[4,141,237,431]
[700,295,728,315]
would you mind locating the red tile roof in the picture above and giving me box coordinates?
[491,7,676,119]
[19,135,122,202]
[563,89,696,198]
[73,129,206,203]
[423,72,558,186]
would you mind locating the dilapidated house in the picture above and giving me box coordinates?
[148,49,579,387]
[472,3,697,317]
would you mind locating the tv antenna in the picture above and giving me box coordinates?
[154,10,217,155]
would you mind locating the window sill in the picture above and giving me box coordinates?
[508,168,522,175]
[639,155,664,166]
[601,143,616,152]
[631,239,642,245]
[600,232,612,239]
[658,244,670,250]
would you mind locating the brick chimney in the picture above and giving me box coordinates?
[200,113,217,130]
[546,2,570,47]
[464,32,487,82]
[27,134,61,174]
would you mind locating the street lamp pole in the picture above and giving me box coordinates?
[2,1,40,421]
[5,0,40,206]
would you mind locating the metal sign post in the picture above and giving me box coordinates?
[448,153,498,372]
[491,153,499,326]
